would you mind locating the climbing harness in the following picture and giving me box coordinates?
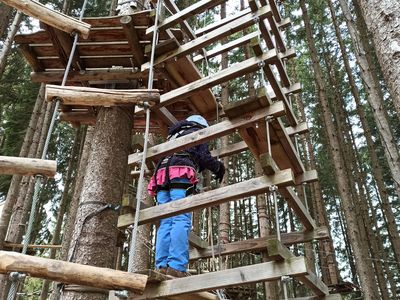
[6,0,90,298]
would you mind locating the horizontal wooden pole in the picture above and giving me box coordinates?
[1,0,91,38]
[118,170,294,228]
[0,156,56,177]
[135,256,308,299]
[287,296,341,300]
[45,85,160,106]
[129,101,285,165]
[4,243,61,250]
[0,251,147,292]
[189,227,330,261]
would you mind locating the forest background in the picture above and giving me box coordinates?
[0,0,399,299]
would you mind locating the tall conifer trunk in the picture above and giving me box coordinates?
[299,1,379,297]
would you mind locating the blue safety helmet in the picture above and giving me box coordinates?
[186,115,209,127]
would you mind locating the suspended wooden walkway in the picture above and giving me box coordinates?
[6,0,342,298]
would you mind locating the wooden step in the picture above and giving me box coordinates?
[1,0,91,38]
[141,5,273,70]
[134,256,308,299]
[118,169,295,228]
[0,156,57,177]
[129,101,285,165]
[0,251,147,293]
[45,85,160,106]
[189,227,330,261]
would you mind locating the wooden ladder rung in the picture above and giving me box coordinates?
[45,85,160,107]
[0,156,57,177]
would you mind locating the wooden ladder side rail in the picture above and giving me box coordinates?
[0,156,56,177]
[135,256,308,299]
[286,295,342,300]
[0,251,147,293]
[45,85,160,106]
[120,15,145,66]
[163,0,197,40]
[129,101,285,165]
[260,153,315,229]
[146,0,226,35]
[270,82,302,101]
[118,169,295,228]
[252,42,298,126]
[189,227,330,261]
[141,5,273,71]
[193,31,259,63]
[261,0,282,23]
[0,0,91,39]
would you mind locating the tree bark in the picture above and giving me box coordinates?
[327,0,400,267]
[354,0,400,118]
[0,11,22,80]
[0,4,13,39]
[61,107,133,300]
[300,1,379,298]
[338,0,400,201]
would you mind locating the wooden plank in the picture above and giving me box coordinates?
[120,15,145,66]
[295,272,329,296]
[189,227,330,261]
[286,122,309,136]
[270,82,301,101]
[163,0,197,40]
[287,296,342,300]
[265,238,294,261]
[128,101,285,165]
[210,141,248,158]
[154,49,277,108]
[4,243,61,250]
[1,0,91,38]
[45,85,160,106]
[31,69,157,83]
[141,5,273,70]
[17,44,44,72]
[193,31,259,63]
[0,251,147,293]
[189,232,208,249]
[144,37,180,57]
[146,0,226,34]
[134,256,308,299]
[118,170,295,228]
[0,156,56,177]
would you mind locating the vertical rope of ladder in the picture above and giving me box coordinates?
[127,0,162,273]
[7,2,90,300]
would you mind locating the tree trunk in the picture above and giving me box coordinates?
[338,0,400,201]
[327,0,400,267]
[300,1,379,298]
[0,4,13,38]
[354,0,400,118]
[61,107,133,300]
[0,11,22,80]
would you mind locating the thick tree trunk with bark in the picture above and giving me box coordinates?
[61,107,133,300]
[338,0,400,200]
[328,0,400,267]
[300,1,379,298]
[355,0,400,118]
[0,4,13,38]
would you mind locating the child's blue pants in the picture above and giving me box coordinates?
[155,178,191,272]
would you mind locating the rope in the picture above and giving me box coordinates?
[127,0,162,273]
[7,1,90,298]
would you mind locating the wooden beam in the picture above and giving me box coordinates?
[118,170,295,228]
[270,82,301,102]
[0,251,147,293]
[286,122,309,136]
[120,15,145,66]
[45,85,160,106]
[141,5,273,70]
[17,44,44,72]
[210,141,248,158]
[31,69,156,83]
[4,243,61,250]
[154,49,277,108]
[189,232,208,249]
[129,101,285,165]
[287,296,342,300]
[146,0,226,34]
[189,227,330,261]
[0,156,56,177]
[295,272,329,296]
[0,0,91,38]
[163,0,197,40]
[135,256,308,299]
[193,31,259,63]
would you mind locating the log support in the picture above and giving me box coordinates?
[0,156,56,177]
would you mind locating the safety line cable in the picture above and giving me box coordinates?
[127,0,162,273]
[7,2,90,300]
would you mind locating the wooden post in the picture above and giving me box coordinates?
[0,0,91,38]
[0,156,56,177]
[0,251,147,293]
